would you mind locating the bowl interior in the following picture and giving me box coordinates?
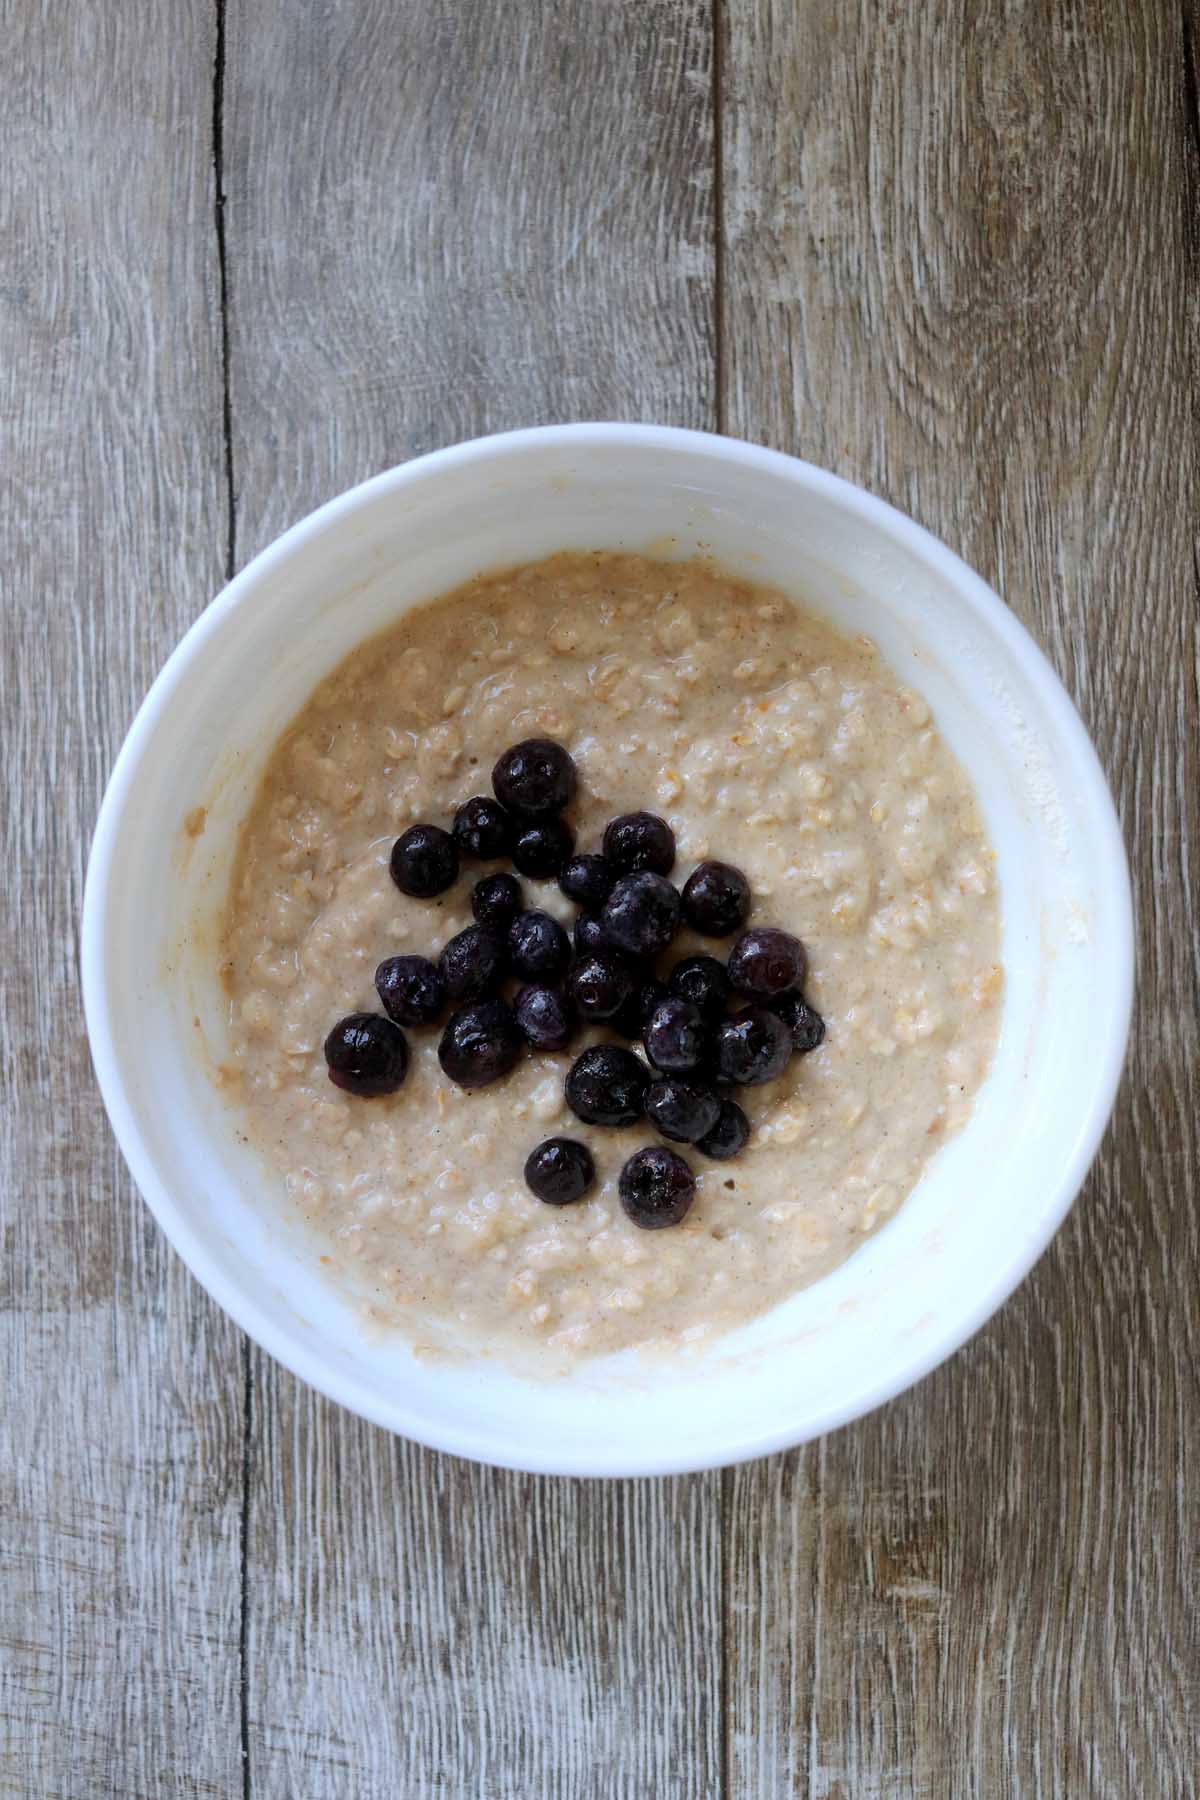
[84,427,1130,1474]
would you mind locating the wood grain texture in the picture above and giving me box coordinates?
[720,1,1200,1794]
[221,2,721,1793]
[0,3,244,1796]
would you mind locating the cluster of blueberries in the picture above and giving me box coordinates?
[323,739,824,1231]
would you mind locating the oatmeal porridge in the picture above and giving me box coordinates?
[222,551,1002,1366]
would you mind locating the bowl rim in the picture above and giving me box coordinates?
[81,422,1135,1476]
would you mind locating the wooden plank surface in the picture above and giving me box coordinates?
[4,0,1197,1793]
[720,2,1200,1794]
[221,2,722,1794]
[0,4,245,1797]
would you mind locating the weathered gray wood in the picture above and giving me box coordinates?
[222,2,721,1793]
[720,1,1200,1794]
[0,3,245,1796]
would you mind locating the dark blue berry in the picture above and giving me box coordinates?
[375,954,446,1027]
[389,823,459,898]
[438,1000,524,1088]
[559,852,616,908]
[471,872,523,929]
[770,991,826,1053]
[492,738,577,817]
[513,816,576,879]
[453,794,514,859]
[726,926,807,998]
[715,1005,793,1085]
[324,1013,409,1097]
[601,871,681,959]
[668,954,732,1022]
[524,1137,595,1206]
[618,1146,695,1230]
[438,923,505,1003]
[696,1099,750,1160]
[574,911,612,957]
[508,909,571,982]
[602,811,676,876]
[564,1045,650,1127]
[680,860,751,937]
[644,997,710,1074]
[645,1077,721,1144]
[567,952,634,1021]
[514,984,576,1051]
[612,975,668,1040]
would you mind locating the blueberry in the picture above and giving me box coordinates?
[567,952,634,1022]
[524,1137,595,1206]
[602,811,676,876]
[514,984,576,1051]
[644,997,710,1074]
[618,1146,695,1230]
[453,794,514,860]
[564,1045,650,1127]
[438,923,505,1003]
[508,909,571,982]
[471,872,523,929]
[715,1005,793,1085]
[645,1077,721,1144]
[375,954,446,1027]
[574,911,612,958]
[601,871,681,959]
[726,927,807,999]
[559,852,616,908]
[680,860,751,937]
[389,823,459,899]
[612,974,668,1040]
[324,1013,409,1097]
[438,999,524,1088]
[770,991,826,1053]
[513,817,576,879]
[668,954,731,1022]
[696,1098,751,1160]
[492,738,577,817]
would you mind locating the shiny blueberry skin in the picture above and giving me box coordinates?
[559,852,616,908]
[524,1137,596,1206]
[513,816,576,879]
[324,1013,409,1096]
[514,984,576,1051]
[696,1098,751,1160]
[680,860,751,937]
[437,1000,524,1089]
[389,823,459,899]
[567,952,634,1021]
[715,1005,793,1086]
[601,871,681,959]
[573,911,612,958]
[612,975,668,1040]
[668,954,732,1022]
[618,1146,696,1230]
[508,909,571,982]
[374,954,446,1027]
[471,871,523,929]
[770,990,826,1053]
[643,997,710,1074]
[452,794,514,860]
[564,1044,650,1127]
[492,738,577,817]
[602,811,676,876]
[726,926,807,999]
[438,923,506,1003]
[645,1077,721,1145]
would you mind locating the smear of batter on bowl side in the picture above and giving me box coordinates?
[221,551,1001,1369]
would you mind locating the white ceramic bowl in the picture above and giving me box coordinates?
[82,424,1132,1476]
